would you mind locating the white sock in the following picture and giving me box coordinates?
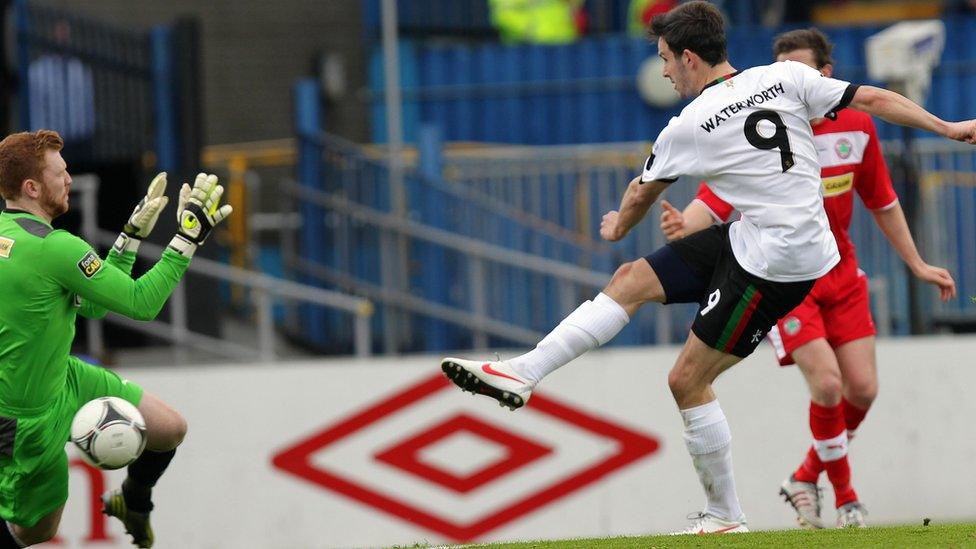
[510,292,629,385]
[680,400,744,522]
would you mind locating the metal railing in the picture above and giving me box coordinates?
[288,131,679,353]
[286,180,613,349]
[213,134,976,355]
[72,175,374,361]
[232,135,914,353]
[441,139,976,334]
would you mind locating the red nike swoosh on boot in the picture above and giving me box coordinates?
[697,524,741,535]
[481,363,524,383]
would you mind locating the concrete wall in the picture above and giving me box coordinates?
[51,335,976,548]
[39,0,370,145]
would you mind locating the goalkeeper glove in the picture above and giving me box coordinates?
[167,173,233,257]
[113,172,168,254]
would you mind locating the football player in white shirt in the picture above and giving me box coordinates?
[660,28,956,530]
[440,1,976,534]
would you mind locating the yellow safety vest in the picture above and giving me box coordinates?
[489,0,580,45]
[629,0,654,36]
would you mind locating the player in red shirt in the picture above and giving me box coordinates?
[659,28,956,529]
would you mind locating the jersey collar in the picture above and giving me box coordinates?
[700,71,740,94]
[1,209,50,225]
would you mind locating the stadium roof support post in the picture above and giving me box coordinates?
[380,0,409,354]
[417,124,454,350]
[172,16,204,176]
[294,78,331,349]
[151,26,177,173]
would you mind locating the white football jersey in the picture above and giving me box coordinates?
[642,60,857,282]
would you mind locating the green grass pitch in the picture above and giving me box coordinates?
[413,523,976,548]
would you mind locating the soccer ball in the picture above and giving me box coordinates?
[70,397,147,470]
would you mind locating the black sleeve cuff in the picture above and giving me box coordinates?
[639,176,678,185]
[825,84,860,120]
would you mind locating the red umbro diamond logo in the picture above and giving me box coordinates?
[271,373,660,542]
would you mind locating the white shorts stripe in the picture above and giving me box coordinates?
[767,325,787,361]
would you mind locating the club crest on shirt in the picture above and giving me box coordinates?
[834,138,853,159]
[77,250,102,278]
[0,237,14,258]
[784,316,801,336]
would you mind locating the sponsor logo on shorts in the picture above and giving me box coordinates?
[72,294,83,308]
[77,250,102,278]
[700,289,721,316]
[0,237,14,258]
[784,316,801,336]
[750,329,764,343]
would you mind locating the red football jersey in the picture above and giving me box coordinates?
[695,108,898,262]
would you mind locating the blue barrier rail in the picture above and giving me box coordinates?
[290,127,975,353]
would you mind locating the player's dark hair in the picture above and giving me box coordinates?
[0,130,63,200]
[773,28,835,69]
[649,1,727,66]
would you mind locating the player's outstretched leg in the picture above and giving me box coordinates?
[441,260,658,409]
[441,357,534,410]
[103,392,186,548]
[441,291,629,410]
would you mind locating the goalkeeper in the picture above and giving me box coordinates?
[0,130,232,548]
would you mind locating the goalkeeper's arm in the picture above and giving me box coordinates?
[56,173,231,321]
[77,172,169,319]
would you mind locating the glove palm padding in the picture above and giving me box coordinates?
[124,172,168,239]
[176,173,233,245]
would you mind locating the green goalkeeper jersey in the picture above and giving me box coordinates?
[0,209,189,414]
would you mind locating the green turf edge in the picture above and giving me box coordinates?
[408,523,976,549]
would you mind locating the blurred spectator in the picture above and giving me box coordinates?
[629,0,677,36]
[489,0,584,44]
[27,20,95,152]
[759,0,820,27]
[945,0,976,14]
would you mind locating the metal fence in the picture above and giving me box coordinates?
[16,0,155,163]
[14,0,191,174]
[286,132,626,354]
[72,175,374,361]
[266,133,976,355]
[442,138,976,336]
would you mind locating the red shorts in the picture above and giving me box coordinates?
[767,259,876,366]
